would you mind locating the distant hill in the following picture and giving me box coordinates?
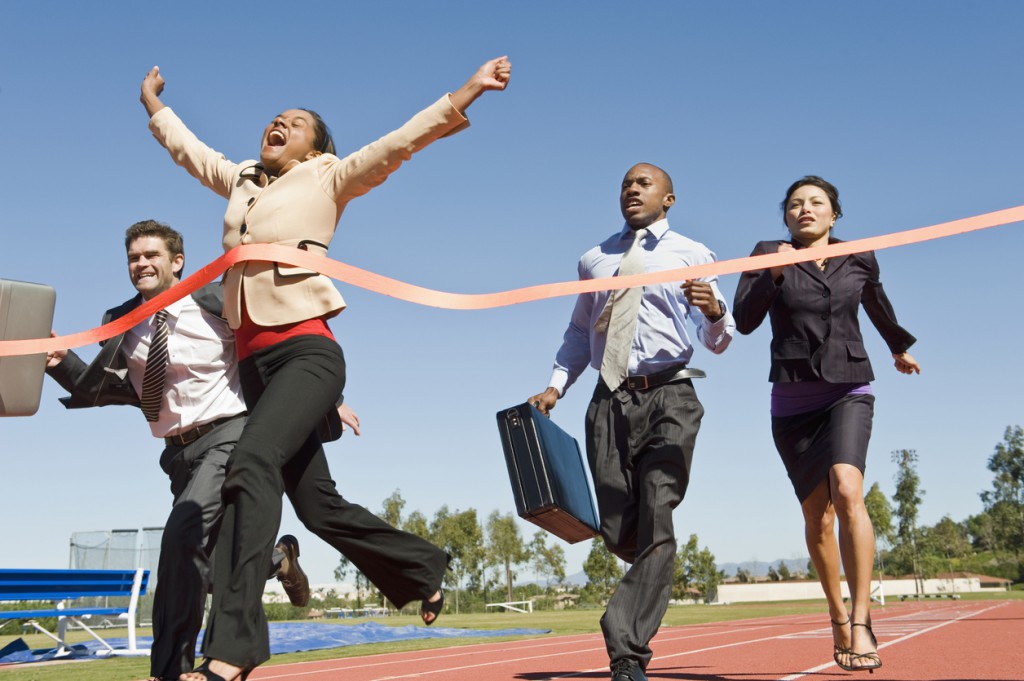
[519,559,812,588]
[516,570,589,588]
[563,570,588,586]
[717,558,810,578]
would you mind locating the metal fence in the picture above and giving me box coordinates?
[68,527,163,624]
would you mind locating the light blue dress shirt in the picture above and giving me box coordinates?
[548,218,735,396]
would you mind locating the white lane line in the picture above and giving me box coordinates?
[777,601,1008,681]
[255,609,835,679]
[260,611,831,678]
[253,602,984,680]
[251,633,597,677]
[552,602,1007,681]
[252,624,783,680]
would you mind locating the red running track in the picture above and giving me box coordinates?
[224,599,1024,681]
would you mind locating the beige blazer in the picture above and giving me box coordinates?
[150,97,469,328]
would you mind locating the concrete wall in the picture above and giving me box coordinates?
[715,576,1005,604]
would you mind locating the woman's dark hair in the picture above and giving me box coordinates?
[299,108,335,155]
[780,175,842,227]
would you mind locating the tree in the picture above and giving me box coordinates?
[431,506,485,614]
[674,535,700,598]
[923,516,970,561]
[864,482,896,546]
[965,510,999,552]
[674,534,721,603]
[777,562,792,581]
[980,425,1024,559]
[485,511,529,603]
[767,566,780,582]
[806,559,818,581]
[338,489,410,610]
[583,539,622,601]
[915,515,971,583]
[380,489,406,528]
[529,531,567,590]
[333,557,349,584]
[403,510,431,541]
[377,490,407,606]
[865,481,896,586]
[891,449,924,592]
[334,555,369,609]
[735,567,751,583]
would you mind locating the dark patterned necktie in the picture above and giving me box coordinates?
[140,310,169,422]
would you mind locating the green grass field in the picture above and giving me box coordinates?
[2,592,1020,681]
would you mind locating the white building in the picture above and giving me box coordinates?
[715,572,1011,604]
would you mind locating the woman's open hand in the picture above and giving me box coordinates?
[893,352,921,375]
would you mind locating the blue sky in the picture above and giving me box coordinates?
[2,1,1023,585]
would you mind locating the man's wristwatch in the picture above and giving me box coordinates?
[706,299,727,322]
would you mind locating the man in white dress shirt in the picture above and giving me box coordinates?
[530,164,735,681]
[45,220,315,681]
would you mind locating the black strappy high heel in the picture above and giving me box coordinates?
[186,659,252,681]
[830,617,851,668]
[838,619,882,673]
[420,589,444,626]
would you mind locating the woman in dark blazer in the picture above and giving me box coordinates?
[733,176,920,673]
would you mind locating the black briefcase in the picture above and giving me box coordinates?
[496,403,600,543]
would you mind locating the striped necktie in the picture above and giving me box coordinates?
[598,228,648,390]
[140,310,169,422]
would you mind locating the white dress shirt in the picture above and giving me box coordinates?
[549,218,735,396]
[122,295,245,438]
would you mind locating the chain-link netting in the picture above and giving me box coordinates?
[67,527,163,625]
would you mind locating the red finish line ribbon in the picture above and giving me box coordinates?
[2,204,1022,357]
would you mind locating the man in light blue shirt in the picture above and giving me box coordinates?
[530,163,734,681]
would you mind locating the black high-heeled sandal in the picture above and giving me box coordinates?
[420,589,444,626]
[838,620,882,673]
[830,617,851,668]
[185,659,252,681]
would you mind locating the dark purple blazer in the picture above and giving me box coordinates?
[732,238,916,383]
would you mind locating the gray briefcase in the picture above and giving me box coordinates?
[0,279,56,416]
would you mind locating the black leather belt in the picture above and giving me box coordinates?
[621,366,707,391]
[164,414,243,447]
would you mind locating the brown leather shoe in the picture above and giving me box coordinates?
[275,534,310,607]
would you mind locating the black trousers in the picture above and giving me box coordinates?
[585,379,703,671]
[151,416,242,681]
[203,335,449,669]
[150,416,285,680]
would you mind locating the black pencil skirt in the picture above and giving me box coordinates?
[771,393,875,502]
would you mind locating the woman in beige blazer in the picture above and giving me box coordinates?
[140,57,511,681]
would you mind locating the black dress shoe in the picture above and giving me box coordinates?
[611,658,648,681]
[275,535,310,607]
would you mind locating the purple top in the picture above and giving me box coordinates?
[771,381,873,417]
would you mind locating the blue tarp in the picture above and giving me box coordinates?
[0,621,550,665]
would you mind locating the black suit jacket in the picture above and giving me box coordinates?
[46,283,224,408]
[732,239,916,383]
[46,282,344,440]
